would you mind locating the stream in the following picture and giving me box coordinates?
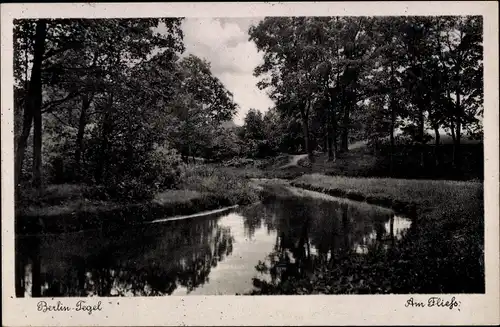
[15,185,411,297]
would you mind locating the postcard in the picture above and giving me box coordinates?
[1,1,498,326]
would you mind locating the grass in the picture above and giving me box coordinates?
[216,162,310,181]
[181,165,261,205]
[153,189,203,206]
[18,188,206,218]
[292,173,481,212]
[16,165,262,235]
[274,173,485,294]
[302,143,483,181]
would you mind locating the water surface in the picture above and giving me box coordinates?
[16,187,411,297]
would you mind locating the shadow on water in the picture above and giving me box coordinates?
[16,212,234,297]
[16,187,411,297]
[241,191,412,294]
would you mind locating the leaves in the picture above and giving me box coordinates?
[249,16,482,155]
[14,18,238,189]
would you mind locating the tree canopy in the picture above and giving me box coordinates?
[14,18,238,199]
[247,16,483,167]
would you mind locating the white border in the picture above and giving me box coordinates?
[1,2,499,326]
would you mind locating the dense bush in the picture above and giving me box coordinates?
[182,165,260,205]
[38,121,187,201]
[372,137,484,180]
[86,146,186,202]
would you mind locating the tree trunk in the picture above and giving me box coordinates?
[325,104,334,161]
[32,106,42,190]
[328,89,339,160]
[332,111,338,158]
[433,125,440,167]
[341,100,350,152]
[434,126,441,146]
[188,143,192,165]
[450,119,456,143]
[75,93,92,180]
[300,102,314,162]
[95,93,113,183]
[326,124,334,161]
[418,104,425,168]
[454,92,462,168]
[389,97,396,176]
[15,103,33,198]
[21,20,47,193]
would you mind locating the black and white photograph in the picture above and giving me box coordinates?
[1,2,499,326]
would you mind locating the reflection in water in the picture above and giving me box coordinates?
[241,191,412,292]
[16,188,411,297]
[16,213,235,297]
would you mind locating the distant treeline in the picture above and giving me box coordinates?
[14,18,241,200]
[243,16,483,170]
[14,17,483,201]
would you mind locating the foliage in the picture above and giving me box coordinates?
[239,108,278,158]
[85,146,186,202]
[204,126,242,162]
[248,16,483,167]
[14,18,242,202]
[181,165,260,205]
[14,16,484,203]
[165,55,238,162]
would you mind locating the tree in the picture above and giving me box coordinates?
[13,18,185,193]
[168,55,238,163]
[14,20,47,194]
[250,17,328,162]
[243,109,265,139]
[262,107,285,154]
[240,108,280,158]
[435,16,483,167]
[333,17,379,153]
[367,17,407,173]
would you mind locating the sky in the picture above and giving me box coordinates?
[179,17,274,125]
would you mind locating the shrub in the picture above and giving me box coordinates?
[182,165,259,205]
[86,146,186,202]
[144,146,186,190]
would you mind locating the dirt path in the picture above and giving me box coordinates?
[348,140,368,150]
[280,154,308,169]
[279,141,368,169]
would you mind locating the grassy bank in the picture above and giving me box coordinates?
[295,143,483,181]
[252,173,484,294]
[216,164,309,181]
[16,166,260,235]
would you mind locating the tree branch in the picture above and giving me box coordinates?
[50,112,72,127]
[43,40,83,61]
[41,91,81,113]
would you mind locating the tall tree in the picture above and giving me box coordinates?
[25,20,47,191]
[250,17,327,161]
[437,16,483,167]
[13,18,185,189]
[169,55,238,162]
[368,17,407,173]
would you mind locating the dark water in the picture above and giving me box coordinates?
[15,187,411,297]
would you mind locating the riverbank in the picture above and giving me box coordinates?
[250,173,484,294]
[16,167,261,235]
[291,143,483,181]
[16,191,235,235]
